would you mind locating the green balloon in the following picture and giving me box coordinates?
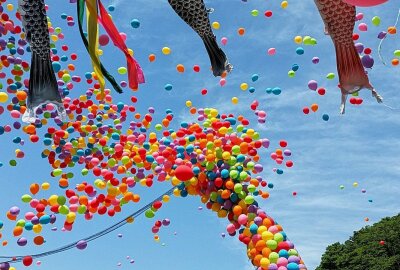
[145,209,155,218]
[21,194,32,203]
[269,252,279,263]
[57,196,67,206]
[78,205,87,214]
[234,183,243,193]
[267,240,278,250]
[59,205,69,215]
[372,16,381,26]
[244,195,255,204]
[274,232,284,243]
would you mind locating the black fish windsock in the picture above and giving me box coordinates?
[168,0,232,76]
[18,0,66,123]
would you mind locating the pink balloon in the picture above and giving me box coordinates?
[267,48,276,55]
[99,34,109,46]
[221,37,228,45]
[219,78,226,86]
[342,0,388,7]
[358,23,368,31]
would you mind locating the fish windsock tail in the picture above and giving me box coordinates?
[203,35,232,77]
[334,42,383,114]
[22,52,65,123]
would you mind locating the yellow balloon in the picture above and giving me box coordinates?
[240,83,248,91]
[0,92,9,103]
[162,195,170,202]
[162,47,171,55]
[281,1,288,8]
[41,182,50,190]
[232,97,239,104]
[185,100,192,107]
[212,21,220,30]
[48,195,58,206]
[33,224,42,234]
[294,36,302,44]
[66,212,76,223]
[6,4,13,11]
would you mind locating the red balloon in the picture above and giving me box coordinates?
[23,256,33,266]
[174,165,194,181]
[342,0,388,7]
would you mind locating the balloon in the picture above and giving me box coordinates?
[342,0,388,7]
[130,19,140,28]
[98,34,109,46]
[358,23,368,32]
[361,55,374,68]
[174,165,194,181]
[76,240,87,250]
[221,37,228,45]
[268,48,276,55]
[310,104,319,112]
[162,47,171,55]
[307,80,318,91]
[212,21,220,29]
[22,256,33,267]
[371,16,381,26]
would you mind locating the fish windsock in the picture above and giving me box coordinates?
[314,0,383,114]
[18,0,66,123]
[168,0,232,77]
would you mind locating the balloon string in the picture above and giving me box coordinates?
[378,7,400,66]
[0,187,175,264]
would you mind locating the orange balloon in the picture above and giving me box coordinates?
[388,26,397,34]
[311,103,319,112]
[232,206,242,216]
[176,64,185,73]
[238,27,245,35]
[13,226,23,237]
[30,183,40,195]
[148,54,156,62]
[33,236,44,245]
[6,211,16,221]
[16,91,27,101]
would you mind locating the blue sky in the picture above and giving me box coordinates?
[0,0,399,270]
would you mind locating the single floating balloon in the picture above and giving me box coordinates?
[296,47,304,55]
[130,19,140,28]
[372,16,381,26]
[76,240,88,250]
[162,47,171,55]
[164,84,173,91]
[212,21,220,29]
[267,48,276,55]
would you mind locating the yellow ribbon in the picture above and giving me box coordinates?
[86,0,106,98]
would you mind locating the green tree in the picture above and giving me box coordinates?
[316,214,400,270]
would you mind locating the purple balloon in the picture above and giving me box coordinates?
[162,219,170,226]
[9,206,20,216]
[76,240,88,250]
[0,262,10,270]
[355,43,364,54]
[361,55,374,68]
[269,264,278,270]
[377,31,387,39]
[17,237,28,246]
[312,57,320,64]
[308,80,318,91]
